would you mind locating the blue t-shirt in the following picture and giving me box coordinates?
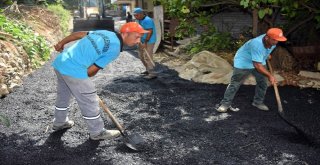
[138,16,156,44]
[52,30,121,79]
[234,34,276,69]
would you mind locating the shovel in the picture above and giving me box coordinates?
[143,47,155,67]
[267,60,283,114]
[267,60,307,136]
[98,97,144,151]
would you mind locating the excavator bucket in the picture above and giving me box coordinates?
[73,19,115,32]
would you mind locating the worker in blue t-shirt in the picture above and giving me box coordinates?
[133,7,157,79]
[216,28,287,113]
[51,22,149,140]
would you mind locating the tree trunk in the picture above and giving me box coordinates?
[252,9,258,37]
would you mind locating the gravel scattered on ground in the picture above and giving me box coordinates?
[0,49,320,164]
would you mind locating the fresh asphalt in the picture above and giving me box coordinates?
[0,49,319,164]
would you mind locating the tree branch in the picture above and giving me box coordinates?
[200,0,239,7]
[300,2,318,12]
[285,13,315,36]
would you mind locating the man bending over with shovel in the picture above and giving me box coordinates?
[216,28,287,113]
[51,22,149,140]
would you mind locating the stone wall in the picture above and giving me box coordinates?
[0,40,31,97]
[0,5,64,98]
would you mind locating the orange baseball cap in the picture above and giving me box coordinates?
[120,22,149,34]
[267,28,287,41]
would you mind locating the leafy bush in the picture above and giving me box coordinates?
[47,4,70,36]
[175,19,196,39]
[0,13,51,67]
[0,0,13,7]
[159,1,236,54]
[184,25,235,54]
[47,0,64,5]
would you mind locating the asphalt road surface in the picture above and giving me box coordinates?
[1,50,319,164]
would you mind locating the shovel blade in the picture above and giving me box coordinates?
[123,133,144,151]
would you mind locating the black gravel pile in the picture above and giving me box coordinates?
[0,50,319,164]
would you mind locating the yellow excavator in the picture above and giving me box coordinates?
[73,0,117,32]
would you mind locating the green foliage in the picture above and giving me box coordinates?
[0,14,51,68]
[159,0,320,51]
[158,0,219,38]
[47,0,64,5]
[158,0,236,54]
[0,114,10,127]
[240,0,275,19]
[17,0,37,5]
[158,0,184,18]
[316,13,320,29]
[185,25,235,54]
[0,0,13,7]
[158,0,199,32]
[239,0,320,28]
[47,0,74,9]
[47,4,71,36]
[175,19,196,39]
[14,0,65,6]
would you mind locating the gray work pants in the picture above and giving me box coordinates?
[53,70,104,136]
[220,67,268,106]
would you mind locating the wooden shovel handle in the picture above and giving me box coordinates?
[98,97,125,132]
[143,48,156,67]
[267,60,283,113]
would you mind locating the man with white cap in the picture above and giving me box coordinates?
[52,22,149,140]
[216,28,287,113]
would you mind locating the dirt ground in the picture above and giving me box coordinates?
[0,48,320,164]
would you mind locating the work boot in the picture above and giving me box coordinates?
[252,102,269,111]
[53,120,74,131]
[216,104,230,113]
[143,73,157,80]
[90,129,121,140]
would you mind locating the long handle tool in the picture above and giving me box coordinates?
[143,48,155,67]
[267,60,283,114]
[98,97,144,151]
[267,60,308,137]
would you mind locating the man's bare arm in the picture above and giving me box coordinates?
[54,31,88,52]
[253,61,276,85]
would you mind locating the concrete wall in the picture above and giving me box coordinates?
[211,11,252,38]
[210,11,286,38]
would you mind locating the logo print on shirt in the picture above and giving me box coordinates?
[87,32,110,55]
